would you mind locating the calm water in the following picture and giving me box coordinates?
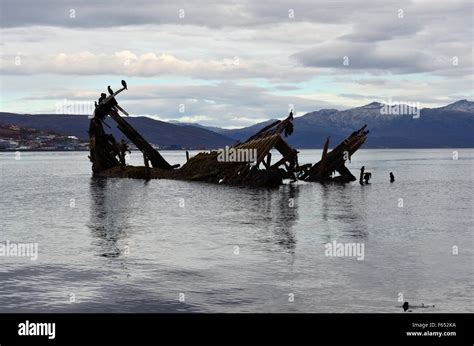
[0,149,473,313]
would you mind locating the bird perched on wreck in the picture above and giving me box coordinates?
[121,80,128,90]
[98,93,107,104]
[108,85,114,95]
[284,111,294,137]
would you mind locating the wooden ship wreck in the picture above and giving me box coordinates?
[89,82,369,187]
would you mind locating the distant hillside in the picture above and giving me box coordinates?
[0,112,234,149]
[217,100,474,148]
[168,120,224,134]
[1,100,473,149]
[169,119,280,140]
[215,119,280,140]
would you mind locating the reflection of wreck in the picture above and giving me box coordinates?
[89,82,368,187]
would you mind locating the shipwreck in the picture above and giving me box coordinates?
[88,82,369,187]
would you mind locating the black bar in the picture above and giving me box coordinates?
[0,313,472,345]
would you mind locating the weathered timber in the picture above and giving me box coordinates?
[107,108,172,169]
[90,83,173,171]
[89,82,302,187]
[88,117,121,174]
[303,125,369,183]
[89,82,369,187]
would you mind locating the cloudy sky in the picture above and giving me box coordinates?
[0,0,472,127]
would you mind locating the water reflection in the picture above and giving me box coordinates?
[88,178,133,258]
[241,184,300,252]
[321,184,330,222]
[273,184,299,251]
[320,184,368,240]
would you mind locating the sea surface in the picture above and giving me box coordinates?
[0,149,473,313]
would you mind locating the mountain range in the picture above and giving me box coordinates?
[1,100,473,149]
[0,112,232,149]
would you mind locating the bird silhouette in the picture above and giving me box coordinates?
[108,85,114,95]
[98,93,107,104]
[121,80,128,90]
[94,101,98,108]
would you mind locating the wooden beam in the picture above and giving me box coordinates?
[318,136,330,177]
[107,109,173,170]
[266,153,272,167]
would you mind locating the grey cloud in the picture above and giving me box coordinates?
[293,38,473,75]
[1,0,472,125]
[338,17,423,42]
[290,1,473,75]
[0,0,300,29]
[18,81,339,127]
[0,0,407,29]
[113,83,340,128]
[0,51,317,83]
[293,41,425,72]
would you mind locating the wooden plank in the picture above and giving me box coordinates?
[266,153,272,167]
[107,109,173,170]
[318,136,330,177]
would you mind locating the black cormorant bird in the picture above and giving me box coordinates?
[121,80,128,90]
[108,85,114,95]
[98,93,107,104]
[283,110,294,137]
